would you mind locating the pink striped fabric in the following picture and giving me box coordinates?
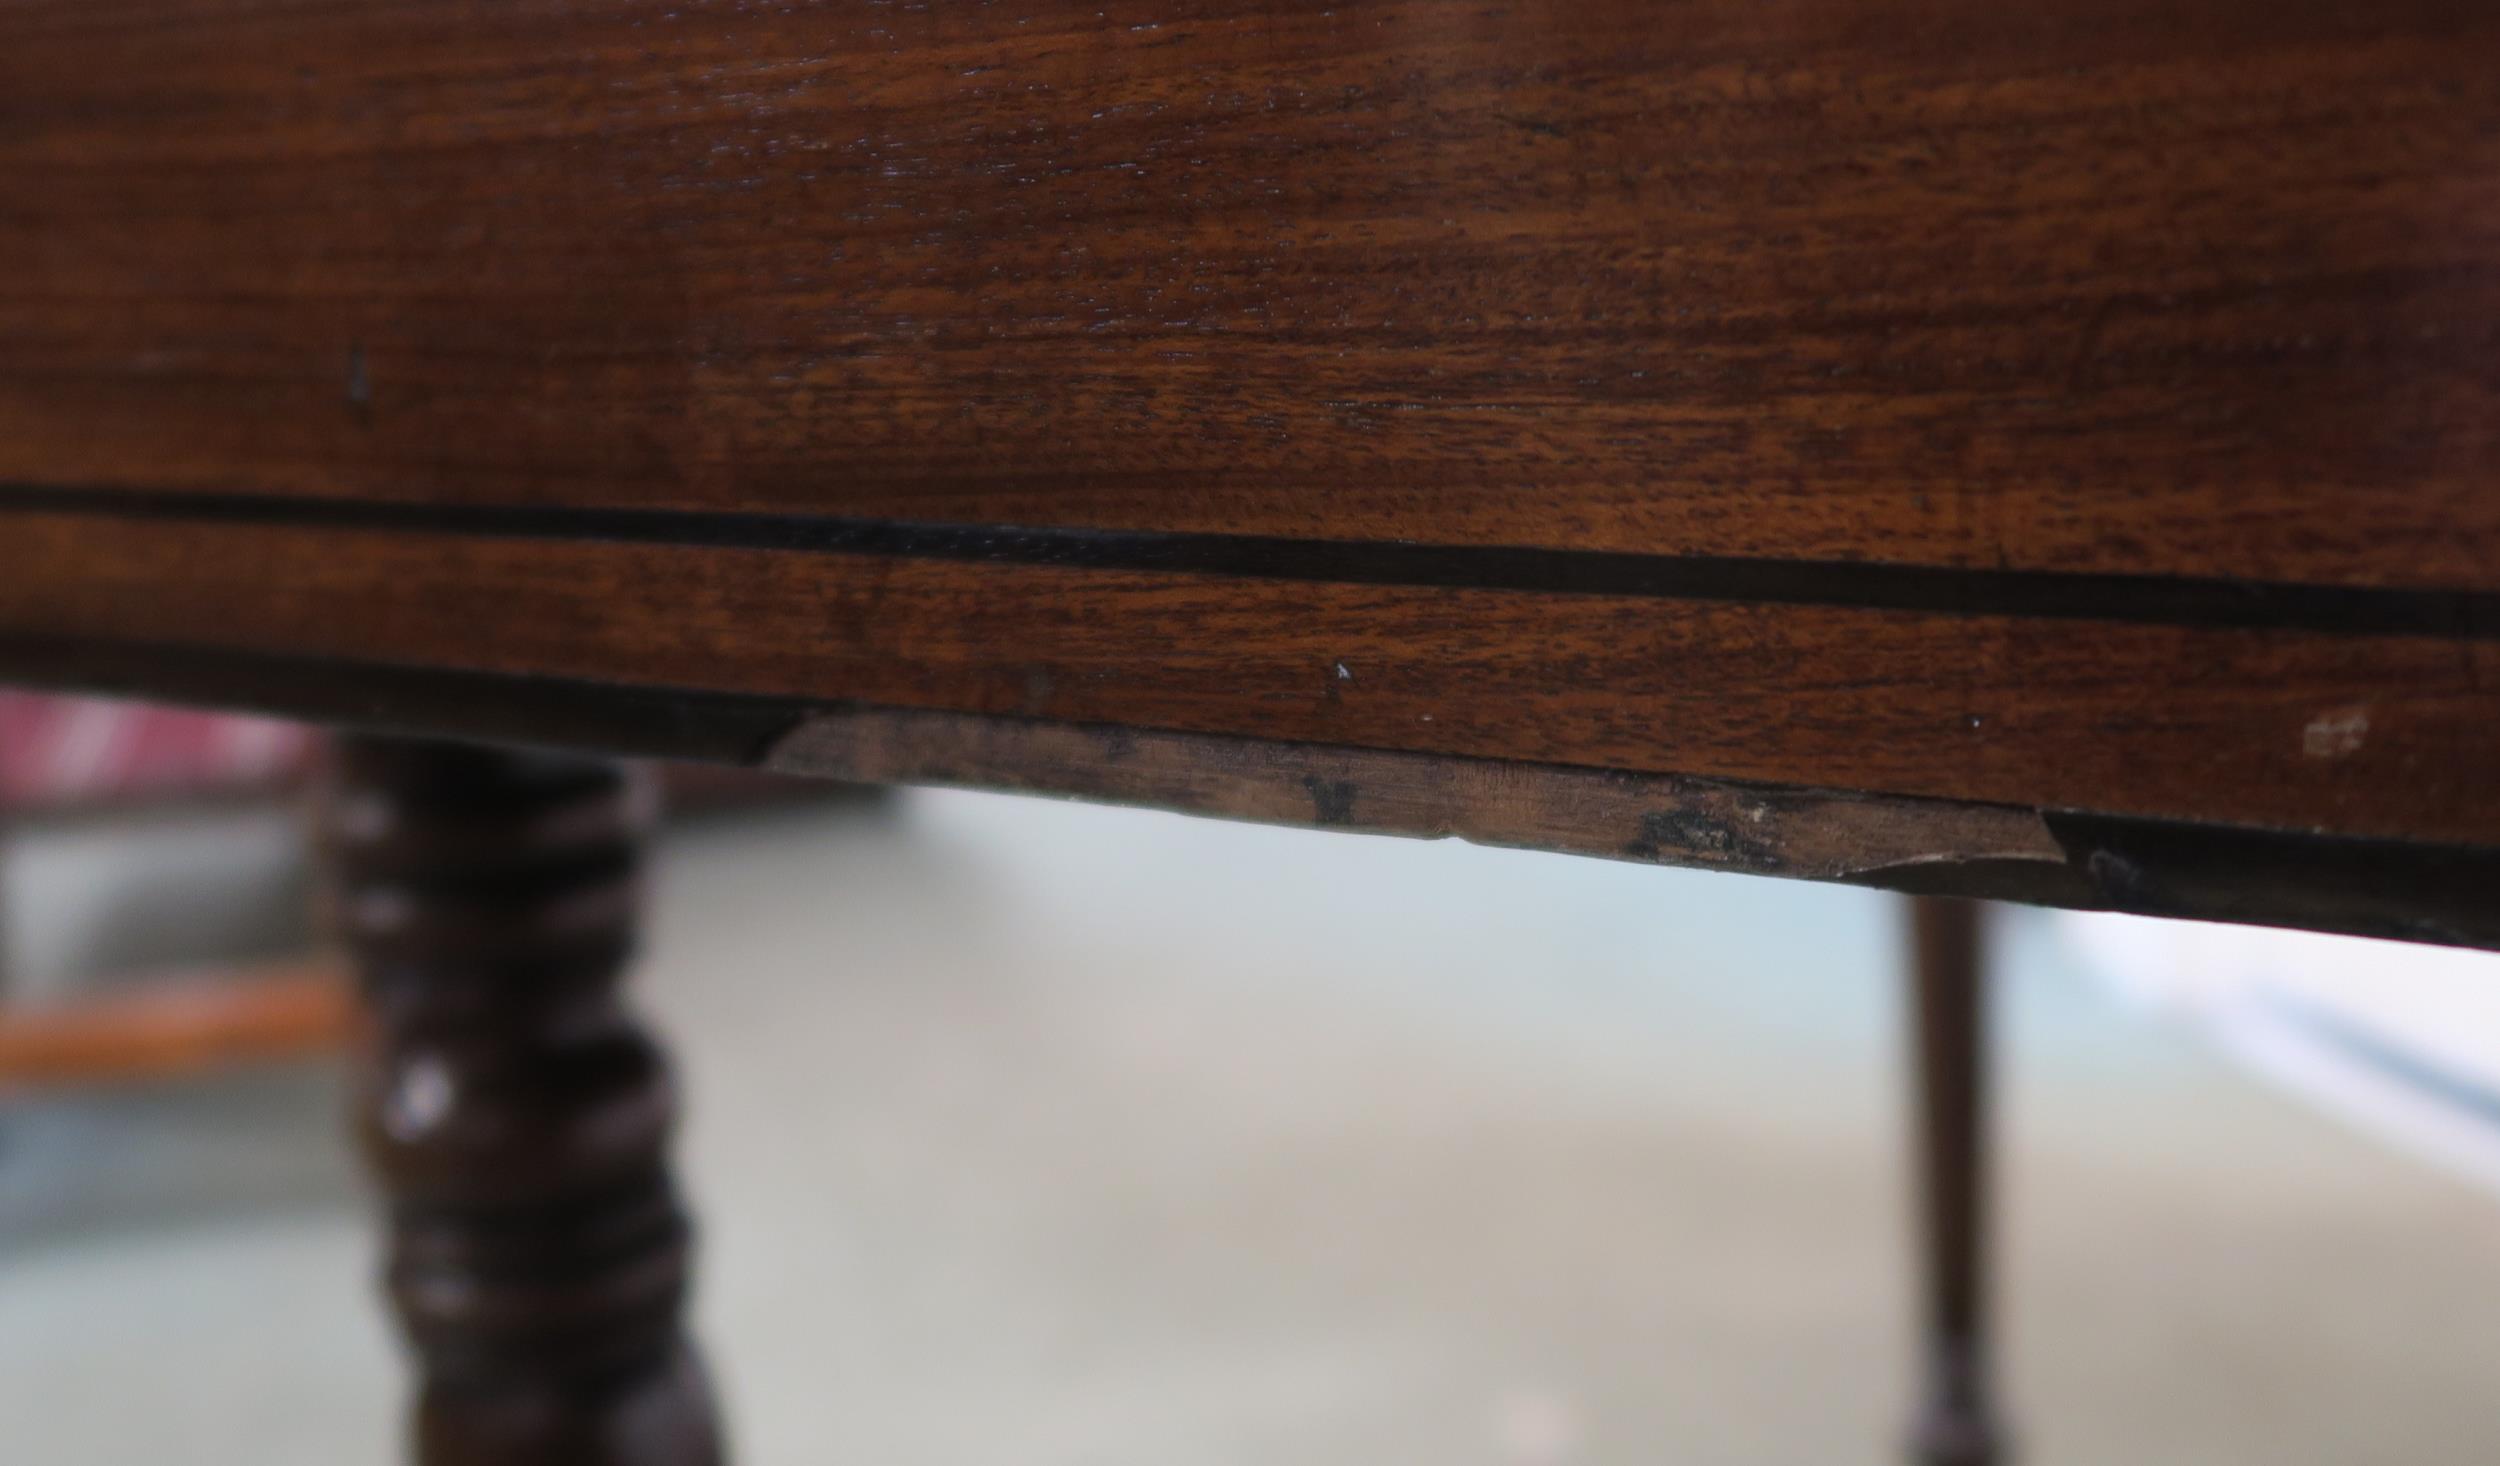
[0,693,312,811]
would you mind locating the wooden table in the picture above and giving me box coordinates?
[4,2,2495,1460]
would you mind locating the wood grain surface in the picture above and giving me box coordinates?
[1,0,2495,877]
[0,501,2491,843]
[6,0,2500,586]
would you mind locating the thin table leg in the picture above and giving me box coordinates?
[1906,895,2006,1466]
[328,737,724,1466]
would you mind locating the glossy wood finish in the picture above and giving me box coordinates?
[7,0,2500,592]
[0,507,2493,849]
[3,0,2498,866]
[9,8,2494,1461]
[1906,897,2002,1466]
[328,739,721,1466]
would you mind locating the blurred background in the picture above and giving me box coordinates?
[1,692,2497,1465]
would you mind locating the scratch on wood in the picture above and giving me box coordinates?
[2302,705,2370,759]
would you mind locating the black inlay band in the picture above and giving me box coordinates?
[1,483,2490,640]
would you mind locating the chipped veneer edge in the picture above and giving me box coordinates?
[761,707,2070,883]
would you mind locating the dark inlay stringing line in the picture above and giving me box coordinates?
[1,483,2491,640]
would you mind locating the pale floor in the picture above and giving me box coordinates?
[1,787,2497,1464]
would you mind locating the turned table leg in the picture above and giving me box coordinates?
[1905,896,2005,1466]
[327,737,724,1466]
